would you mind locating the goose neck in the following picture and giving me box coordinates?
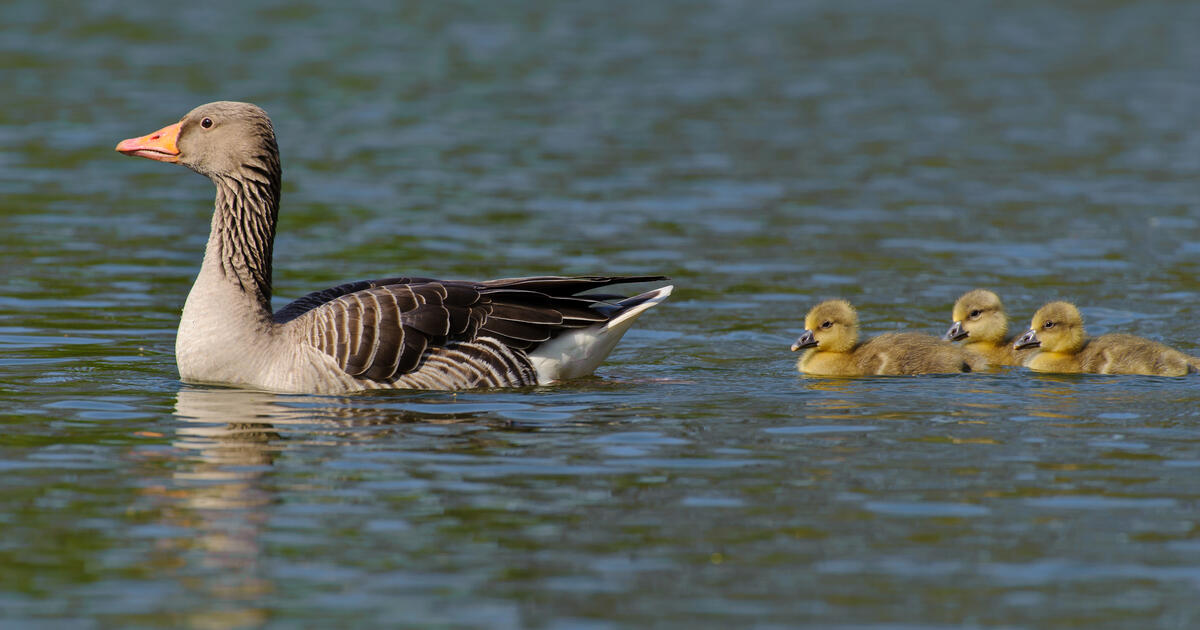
[204,171,281,313]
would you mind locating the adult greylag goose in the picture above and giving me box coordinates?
[791,299,986,376]
[943,289,1032,367]
[116,101,672,393]
[1014,301,1199,376]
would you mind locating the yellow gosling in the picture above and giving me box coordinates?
[1014,301,1199,376]
[792,299,986,376]
[944,289,1032,367]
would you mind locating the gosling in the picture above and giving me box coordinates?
[1014,301,1200,376]
[943,289,1032,367]
[792,299,987,376]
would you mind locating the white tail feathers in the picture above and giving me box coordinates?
[528,285,673,384]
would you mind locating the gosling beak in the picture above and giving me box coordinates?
[116,121,182,163]
[944,321,968,342]
[791,330,818,352]
[1014,329,1040,350]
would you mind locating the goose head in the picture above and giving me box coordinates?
[792,299,859,353]
[945,289,1008,344]
[116,101,279,179]
[1015,301,1086,353]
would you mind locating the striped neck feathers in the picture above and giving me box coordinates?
[208,159,281,310]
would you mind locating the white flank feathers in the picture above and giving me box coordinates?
[528,285,674,384]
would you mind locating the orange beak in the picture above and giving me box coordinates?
[115,121,182,163]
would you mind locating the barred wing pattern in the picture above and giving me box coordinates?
[272,276,433,324]
[282,276,665,389]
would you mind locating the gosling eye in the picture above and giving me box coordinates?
[200,117,214,129]
[820,320,833,329]
[969,309,982,319]
[1043,321,1055,329]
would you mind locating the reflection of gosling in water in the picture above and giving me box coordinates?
[792,299,986,376]
[943,289,1032,367]
[1014,301,1200,376]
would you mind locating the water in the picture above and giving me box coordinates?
[3,0,1200,627]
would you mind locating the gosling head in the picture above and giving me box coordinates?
[792,299,859,353]
[1014,301,1086,353]
[117,101,279,179]
[945,289,1008,344]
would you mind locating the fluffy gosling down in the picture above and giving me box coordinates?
[792,299,987,376]
[943,289,1032,367]
[1014,301,1200,376]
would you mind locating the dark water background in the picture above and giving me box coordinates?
[3,1,1200,627]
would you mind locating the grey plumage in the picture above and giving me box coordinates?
[116,101,671,393]
[291,276,666,388]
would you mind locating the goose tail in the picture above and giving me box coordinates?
[528,285,673,384]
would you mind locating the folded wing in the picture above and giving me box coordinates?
[280,275,666,387]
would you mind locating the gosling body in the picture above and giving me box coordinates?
[793,299,985,376]
[1015,301,1199,377]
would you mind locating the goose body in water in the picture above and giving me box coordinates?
[116,101,671,393]
[943,289,1032,367]
[792,299,986,376]
[1015,301,1199,376]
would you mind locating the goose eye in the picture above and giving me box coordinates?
[969,309,981,318]
[1043,321,1055,329]
[200,117,213,129]
[820,320,833,329]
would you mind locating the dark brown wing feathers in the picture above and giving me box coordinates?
[288,275,666,383]
[273,276,437,324]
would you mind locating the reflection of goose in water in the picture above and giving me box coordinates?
[173,385,519,440]
[152,387,298,629]
[173,387,292,469]
[163,387,504,628]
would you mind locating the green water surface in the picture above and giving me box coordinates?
[3,1,1200,628]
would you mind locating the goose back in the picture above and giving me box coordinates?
[282,275,667,389]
